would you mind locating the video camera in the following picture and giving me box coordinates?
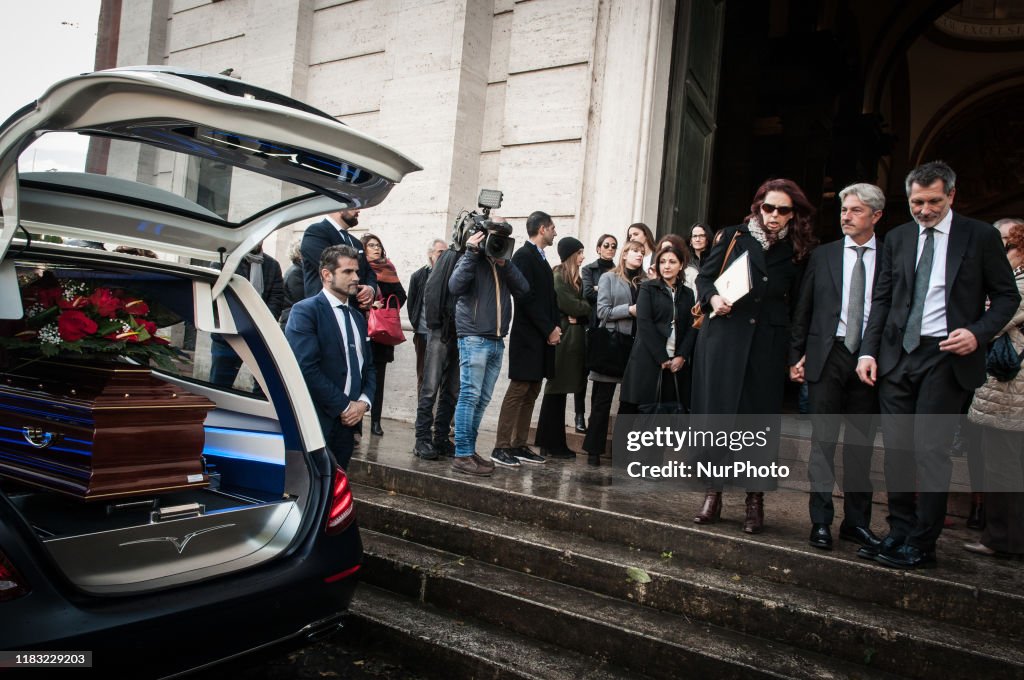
[452,189,515,261]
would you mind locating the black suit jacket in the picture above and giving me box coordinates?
[508,242,558,381]
[790,238,882,383]
[861,213,1020,390]
[407,265,430,333]
[300,219,377,298]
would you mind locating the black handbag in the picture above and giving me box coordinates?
[986,328,1024,382]
[585,325,632,377]
[639,369,684,414]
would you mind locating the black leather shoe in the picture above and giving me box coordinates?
[574,414,587,433]
[413,440,438,460]
[857,534,900,560]
[370,421,384,436]
[839,525,882,549]
[808,524,833,550]
[875,544,937,569]
[540,447,576,460]
[432,439,455,457]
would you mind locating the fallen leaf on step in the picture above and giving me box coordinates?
[626,566,651,584]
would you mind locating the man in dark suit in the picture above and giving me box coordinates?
[286,244,376,470]
[790,183,886,552]
[408,238,448,391]
[300,209,377,305]
[491,211,562,467]
[855,161,1020,568]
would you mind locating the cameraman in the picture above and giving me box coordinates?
[412,240,463,459]
[448,229,529,475]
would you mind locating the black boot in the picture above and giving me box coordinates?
[574,413,587,433]
[966,493,985,530]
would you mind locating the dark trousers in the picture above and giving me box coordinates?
[807,341,878,527]
[879,338,965,551]
[370,360,388,423]
[583,381,617,456]
[574,389,586,416]
[414,332,427,393]
[535,392,568,450]
[981,426,1024,554]
[414,329,459,444]
[495,380,542,449]
[325,419,356,470]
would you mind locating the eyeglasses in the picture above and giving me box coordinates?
[761,203,794,216]
[600,242,618,249]
[366,243,382,250]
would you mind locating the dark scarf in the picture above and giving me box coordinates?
[369,257,400,284]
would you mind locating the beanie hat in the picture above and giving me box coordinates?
[557,237,585,262]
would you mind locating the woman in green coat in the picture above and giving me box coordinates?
[534,237,591,458]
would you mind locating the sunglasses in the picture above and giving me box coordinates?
[761,203,794,216]
[600,242,618,249]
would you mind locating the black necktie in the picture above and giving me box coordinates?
[903,228,935,354]
[845,246,866,354]
[338,304,361,400]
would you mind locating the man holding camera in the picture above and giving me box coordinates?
[448,228,529,475]
[492,211,562,467]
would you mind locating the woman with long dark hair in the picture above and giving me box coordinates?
[361,233,407,437]
[535,237,591,458]
[690,178,816,533]
[626,222,656,274]
[577,233,618,432]
[582,240,647,465]
[620,244,697,412]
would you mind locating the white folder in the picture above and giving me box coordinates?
[710,251,752,317]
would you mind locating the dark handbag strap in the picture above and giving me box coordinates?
[717,232,741,279]
[654,369,681,408]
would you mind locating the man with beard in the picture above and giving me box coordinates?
[301,208,377,307]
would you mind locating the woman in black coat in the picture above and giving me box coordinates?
[690,178,816,534]
[577,233,618,431]
[362,233,407,437]
[620,245,697,410]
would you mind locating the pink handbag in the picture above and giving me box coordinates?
[367,294,406,346]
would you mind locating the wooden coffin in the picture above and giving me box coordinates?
[0,360,216,501]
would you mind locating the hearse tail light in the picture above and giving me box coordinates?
[325,468,356,535]
[0,549,29,602]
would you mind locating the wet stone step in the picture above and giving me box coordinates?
[360,530,899,680]
[348,456,1024,639]
[349,583,640,680]
[354,484,1024,680]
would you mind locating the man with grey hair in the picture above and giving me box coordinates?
[408,238,448,389]
[790,183,885,551]
[855,161,1020,568]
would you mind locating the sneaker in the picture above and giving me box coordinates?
[490,448,521,467]
[513,446,546,464]
[540,447,576,460]
[451,454,493,477]
[432,439,455,457]
[413,440,438,460]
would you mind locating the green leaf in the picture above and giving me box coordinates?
[626,567,651,584]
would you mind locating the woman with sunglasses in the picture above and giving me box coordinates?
[577,234,619,432]
[361,233,407,437]
[690,178,817,533]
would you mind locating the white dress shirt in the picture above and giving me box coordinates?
[917,209,953,338]
[321,288,371,412]
[836,234,877,338]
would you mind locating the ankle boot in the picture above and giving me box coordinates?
[693,490,722,524]
[743,492,764,534]
[587,452,601,467]
[575,413,588,433]
[967,493,986,530]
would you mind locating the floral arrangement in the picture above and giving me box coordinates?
[0,273,181,370]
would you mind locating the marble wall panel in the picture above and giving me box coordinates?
[503,64,589,145]
[167,0,249,53]
[507,0,596,74]
[488,10,512,83]
[497,140,581,219]
[307,52,386,116]
[310,0,387,65]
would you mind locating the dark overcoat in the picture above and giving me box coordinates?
[545,271,592,394]
[620,278,697,405]
[691,224,804,415]
[508,243,558,381]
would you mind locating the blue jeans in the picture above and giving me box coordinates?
[454,336,505,457]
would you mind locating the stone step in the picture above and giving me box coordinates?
[360,530,898,680]
[349,583,640,680]
[354,483,1024,679]
[348,453,1024,640]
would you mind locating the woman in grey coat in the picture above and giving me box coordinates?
[581,240,647,465]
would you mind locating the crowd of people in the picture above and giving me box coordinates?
[281,160,1023,569]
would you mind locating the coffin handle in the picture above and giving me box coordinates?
[22,426,60,449]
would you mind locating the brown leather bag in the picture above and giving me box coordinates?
[691,231,740,329]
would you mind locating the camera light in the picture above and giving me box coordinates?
[478,189,503,210]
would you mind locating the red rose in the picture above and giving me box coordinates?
[57,310,98,342]
[35,287,62,308]
[89,288,122,316]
